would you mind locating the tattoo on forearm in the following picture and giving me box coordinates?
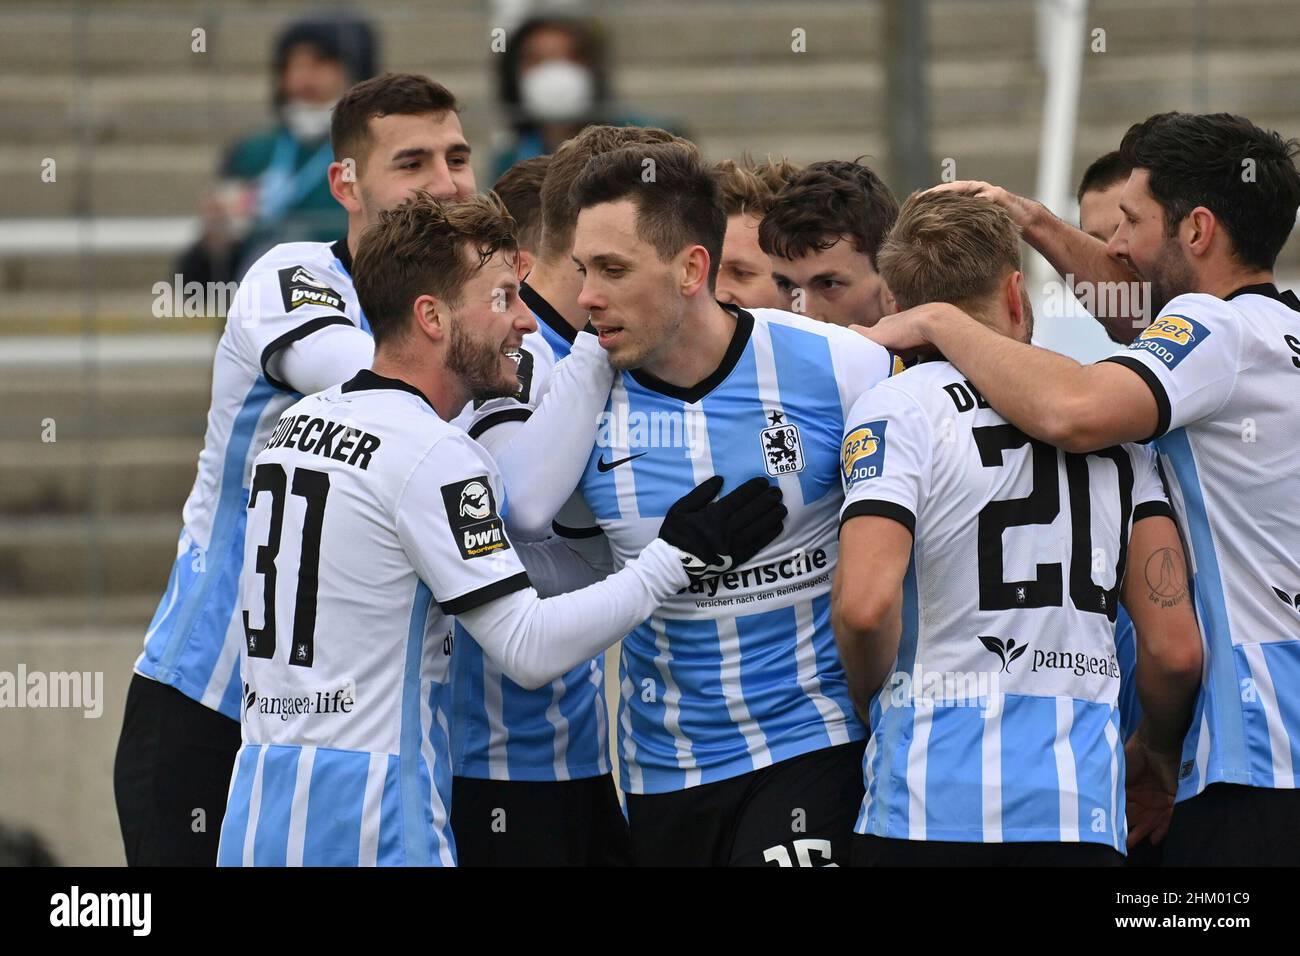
[1144,548,1189,608]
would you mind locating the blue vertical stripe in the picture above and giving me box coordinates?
[400,582,434,865]
[868,554,919,837]
[302,748,370,865]
[217,745,260,866]
[700,347,769,485]
[998,696,1060,842]
[1069,698,1118,846]
[153,376,278,702]
[734,604,831,758]
[625,386,694,517]
[768,323,843,506]
[1159,429,1248,794]
[1260,642,1300,783]
[251,746,300,866]
[924,707,984,835]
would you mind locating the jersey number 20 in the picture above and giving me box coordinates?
[974,424,1132,619]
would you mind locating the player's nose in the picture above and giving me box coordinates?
[577,279,604,313]
[420,159,458,200]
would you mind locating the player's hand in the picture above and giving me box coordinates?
[1124,732,1179,847]
[659,475,785,579]
[849,303,943,358]
[922,180,1039,230]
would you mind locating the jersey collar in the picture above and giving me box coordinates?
[520,281,578,345]
[331,238,352,276]
[341,368,437,413]
[628,303,754,404]
[1225,281,1300,314]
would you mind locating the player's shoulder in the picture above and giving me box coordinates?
[863,359,963,412]
[233,240,352,318]
[748,308,893,381]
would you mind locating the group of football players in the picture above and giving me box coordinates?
[112,70,1300,867]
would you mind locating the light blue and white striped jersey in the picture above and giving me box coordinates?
[136,240,370,718]
[1103,284,1300,799]
[576,306,892,794]
[840,360,1170,850]
[448,282,611,781]
[218,371,533,866]
[1114,606,1141,741]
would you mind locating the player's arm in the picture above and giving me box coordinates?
[832,517,913,722]
[1122,514,1202,749]
[925,180,1144,343]
[491,330,615,539]
[237,261,374,394]
[513,535,609,596]
[860,301,1162,452]
[400,436,785,690]
[1119,451,1203,845]
[830,384,931,722]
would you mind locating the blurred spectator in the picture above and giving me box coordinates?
[491,14,681,180]
[177,11,378,287]
[0,821,59,867]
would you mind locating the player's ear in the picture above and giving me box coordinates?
[412,293,447,343]
[681,244,711,297]
[1184,206,1217,258]
[1006,270,1026,331]
[328,159,363,215]
[879,280,898,317]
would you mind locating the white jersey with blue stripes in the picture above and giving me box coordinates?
[135,239,369,719]
[218,371,534,866]
[576,306,892,794]
[840,360,1170,850]
[448,283,612,782]
[1103,284,1300,799]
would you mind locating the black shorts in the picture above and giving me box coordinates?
[1162,783,1300,866]
[113,673,242,866]
[451,773,631,866]
[853,834,1124,866]
[625,739,866,866]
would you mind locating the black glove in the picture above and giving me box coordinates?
[659,475,786,579]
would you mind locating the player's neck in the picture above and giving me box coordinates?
[524,259,586,332]
[370,352,466,422]
[1198,264,1274,301]
[641,299,738,389]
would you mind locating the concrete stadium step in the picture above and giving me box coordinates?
[4,1,1298,77]
[0,512,180,597]
[0,336,214,440]
[0,593,158,631]
[0,436,200,516]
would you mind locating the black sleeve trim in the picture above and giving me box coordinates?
[438,572,532,615]
[1133,500,1175,523]
[553,521,603,539]
[260,315,353,391]
[467,406,532,440]
[1099,354,1171,442]
[839,499,916,536]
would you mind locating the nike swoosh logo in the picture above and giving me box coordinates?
[597,453,646,473]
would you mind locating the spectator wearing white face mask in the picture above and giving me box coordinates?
[490,15,682,181]
[177,11,378,289]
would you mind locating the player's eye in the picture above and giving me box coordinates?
[604,267,625,278]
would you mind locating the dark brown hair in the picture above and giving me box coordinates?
[331,72,460,171]
[570,141,726,291]
[492,154,552,253]
[538,124,693,262]
[352,191,518,347]
[758,159,898,268]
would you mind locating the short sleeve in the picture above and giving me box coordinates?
[830,328,896,415]
[839,382,934,536]
[395,433,531,615]
[228,258,355,391]
[1099,294,1243,440]
[1126,442,1175,523]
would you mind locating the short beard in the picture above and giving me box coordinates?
[447,318,514,401]
[1145,238,1196,315]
